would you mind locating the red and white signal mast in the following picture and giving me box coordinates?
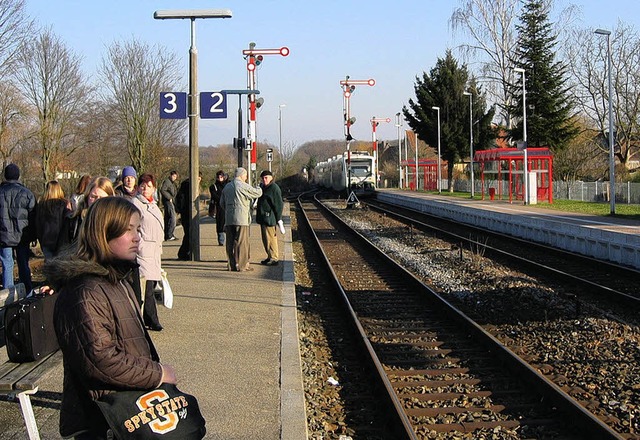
[370,116,391,187]
[242,43,289,183]
[339,76,375,204]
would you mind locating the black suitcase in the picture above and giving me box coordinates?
[4,292,59,362]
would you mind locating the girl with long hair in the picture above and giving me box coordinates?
[45,197,177,439]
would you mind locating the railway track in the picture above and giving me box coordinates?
[298,195,623,440]
[366,198,640,305]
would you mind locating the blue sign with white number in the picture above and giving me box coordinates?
[160,92,187,119]
[200,91,227,119]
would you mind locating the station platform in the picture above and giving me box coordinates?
[0,203,308,440]
[377,189,640,270]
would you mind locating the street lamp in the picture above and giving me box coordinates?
[431,106,441,193]
[278,104,286,174]
[595,28,616,214]
[463,91,474,198]
[154,8,232,261]
[513,67,528,205]
[395,112,403,189]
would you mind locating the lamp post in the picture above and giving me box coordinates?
[513,67,528,205]
[395,112,403,189]
[278,104,286,174]
[595,28,616,214]
[463,91,474,198]
[154,8,232,261]
[431,106,441,193]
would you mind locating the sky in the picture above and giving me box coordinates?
[24,0,640,149]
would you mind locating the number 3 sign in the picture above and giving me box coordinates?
[200,91,227,119]
[159,92,187,119]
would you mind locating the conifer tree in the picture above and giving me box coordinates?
[511,0,578,150]
[403,50,495,191]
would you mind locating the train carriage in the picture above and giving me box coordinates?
[313,151,375,195]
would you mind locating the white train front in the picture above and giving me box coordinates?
[313,151,376,194]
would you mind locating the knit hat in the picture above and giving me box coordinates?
[260,170,273,178]
[122,166,137,178]
[4,163,20,181]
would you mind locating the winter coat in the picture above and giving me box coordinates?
[46,257,163,438]
[159,177,177,207]
[35,199,71,255]
[209,180,227,228]
[132,195,164,281]
[256,182,283,227]
[0,180,36,247]
[220,177,262,226]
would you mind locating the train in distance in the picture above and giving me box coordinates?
[313,151,376,195]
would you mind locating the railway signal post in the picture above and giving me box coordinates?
[339,76,375,207]
[242,43,289,184]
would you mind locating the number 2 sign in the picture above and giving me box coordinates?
[159,92,187,119]
[200,92,227,119]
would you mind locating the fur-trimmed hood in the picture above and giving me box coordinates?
[43,256,135,289]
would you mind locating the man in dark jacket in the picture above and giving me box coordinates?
[0,164,36,291]
[209,170,228,246]
[160,170,178,241]
[256,170,284,266]
[0,163,36,292]
[176,172,201,261]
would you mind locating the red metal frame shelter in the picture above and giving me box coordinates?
[474,147,553,203]
[400,159,447,191]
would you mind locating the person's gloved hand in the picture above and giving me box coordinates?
[277,219,285,234]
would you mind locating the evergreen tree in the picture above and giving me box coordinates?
[511,0,578,150]
[403,50,495,191]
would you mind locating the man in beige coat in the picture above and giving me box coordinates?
[220,167,262,271]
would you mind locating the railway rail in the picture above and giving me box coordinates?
[298,194,623,439]
[366,197,640,306]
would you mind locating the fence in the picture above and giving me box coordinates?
[435,177,640,205]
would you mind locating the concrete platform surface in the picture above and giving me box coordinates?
[0,204,307,440]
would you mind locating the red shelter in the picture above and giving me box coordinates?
[474,147,553,203]
[400,159,447,191]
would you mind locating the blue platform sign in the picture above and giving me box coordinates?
[200,91,227,119]
[159,92,187,119]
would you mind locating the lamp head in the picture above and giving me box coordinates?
[595,28,611,36]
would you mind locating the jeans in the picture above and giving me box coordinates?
[0,247,14,289]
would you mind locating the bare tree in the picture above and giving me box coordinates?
[564,22,640,170]
[0,0,33,76]
[14,27,91,182]
[450,0,520,127]
[99,38,184,172]
[0,80,29,166]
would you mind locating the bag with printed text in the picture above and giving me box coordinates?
[95,383,206,439]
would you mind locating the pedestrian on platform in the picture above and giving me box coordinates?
[176,172,202,261]
[160,170,178,241]
[70,174,91,215]
[131,173,164,331]
[46,197,177,439]
[35,180,72,261]
[220,167,262,272]
[256,170,284,266]
[209,170,228,246]
[0,164,36,291]
[115,166,137,199]
[69,177,115,242]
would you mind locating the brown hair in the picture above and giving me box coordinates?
[75,175,92,196]
[76,197,141,281]
[138,173,156,188]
